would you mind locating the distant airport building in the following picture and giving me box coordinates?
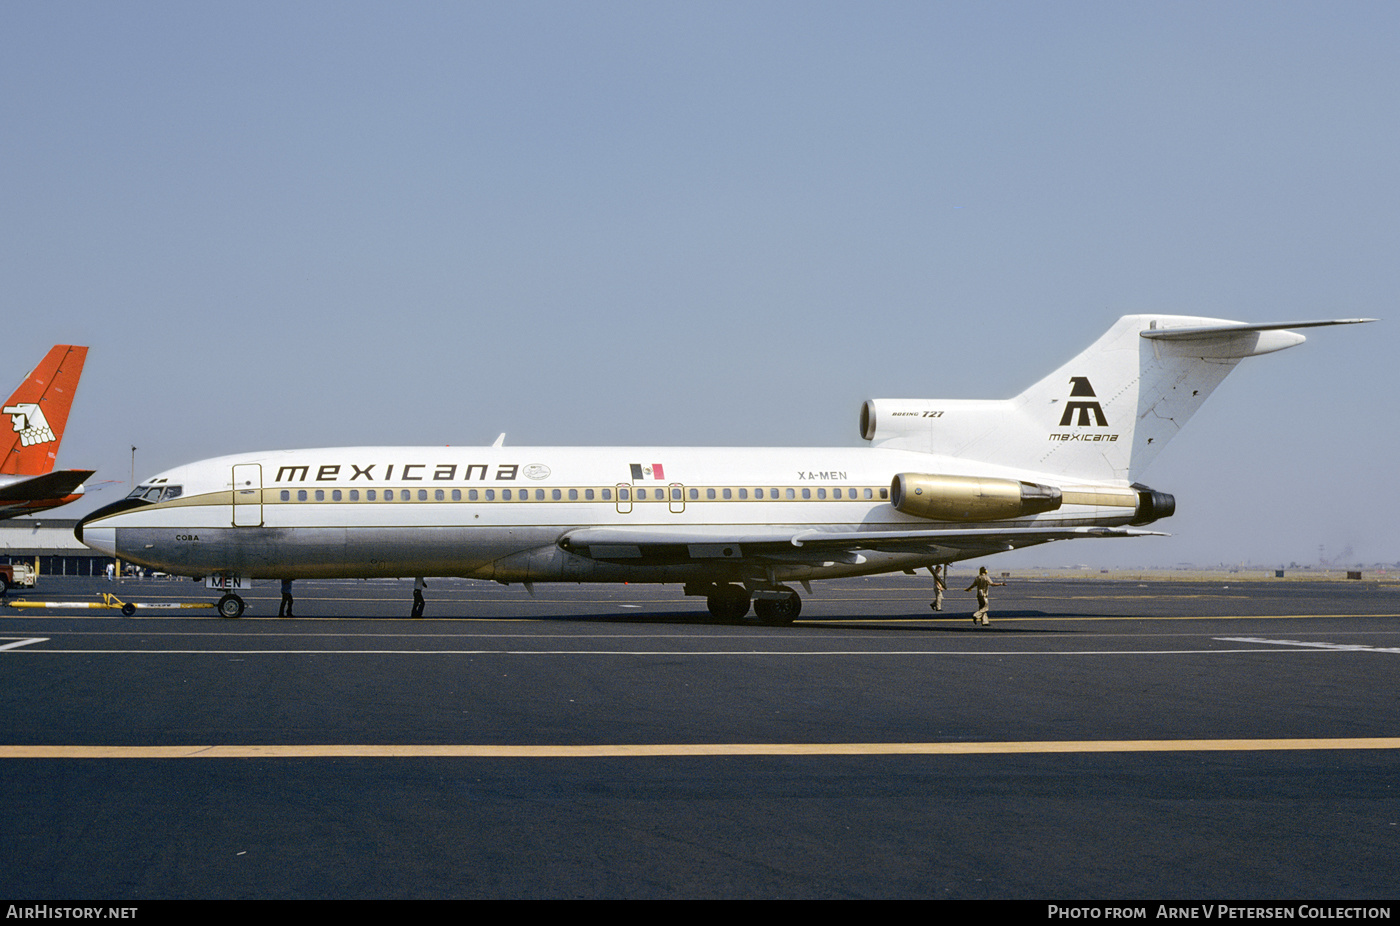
[0,518,114,577]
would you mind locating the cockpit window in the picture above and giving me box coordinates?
[125,484,181,503]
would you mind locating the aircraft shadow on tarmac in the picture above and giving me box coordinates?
[541,609,1090,632]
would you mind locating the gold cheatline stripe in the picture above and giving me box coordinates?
[4,738,1400,759]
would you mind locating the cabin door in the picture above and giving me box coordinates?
[231,463,263,527]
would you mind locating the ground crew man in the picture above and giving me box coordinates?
[929,564,946,611]
[412,577,426,618]
[965,566,1005,626]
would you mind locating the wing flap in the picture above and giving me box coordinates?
[559,524,1165,563]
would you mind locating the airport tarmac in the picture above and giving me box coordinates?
[2,573,1398,899]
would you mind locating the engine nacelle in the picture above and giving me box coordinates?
[890,473,1063,522]
[1130,483,1176,525]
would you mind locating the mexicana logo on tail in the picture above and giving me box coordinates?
[1058,377,1108,427]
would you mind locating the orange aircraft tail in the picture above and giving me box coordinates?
[1,345,88,476]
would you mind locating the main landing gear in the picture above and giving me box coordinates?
[752,587,802,623]
[691,583,802,625]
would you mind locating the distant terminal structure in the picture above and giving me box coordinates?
[0,518,115,579]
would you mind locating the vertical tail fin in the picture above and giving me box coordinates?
[862,316,1372,483]
[2,345,88,476]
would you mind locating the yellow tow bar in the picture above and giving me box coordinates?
[4,592,216,617]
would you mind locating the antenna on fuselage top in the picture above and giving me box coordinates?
[491,433,505,448]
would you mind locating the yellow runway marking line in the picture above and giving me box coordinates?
[6,738,1400,759]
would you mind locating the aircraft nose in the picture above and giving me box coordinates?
[80,526,117,557]
[75,497,150,547]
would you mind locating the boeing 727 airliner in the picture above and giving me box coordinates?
[76,315,1371,620]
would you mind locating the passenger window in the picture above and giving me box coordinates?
[786,488,795,499]
[817,488,826,499]
[280,490,290,501]
[722,488,732,499]
[738,488,748,499]
[452,489,461,501]
[754,488,764,499]
[584,488,594,500]
[503,489,512,500]
[485,489,495,500]
[350,490,359,501]
[434,489,444,501]
[672,487,681,500]
[568,489,577,500]
[332,489,342,501]
[315,490,325,501]
[367,490,377,501]
[297,490,308,501]
[468,489,478,500]
[707,488,716,500]
[689,488,698,500]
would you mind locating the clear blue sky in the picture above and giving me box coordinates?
[3,2,1394,568]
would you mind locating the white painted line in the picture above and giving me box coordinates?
[0,637,48,652]
[0,645,1378,656]
[1218,636,1400,654]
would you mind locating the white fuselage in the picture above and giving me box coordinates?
[78,444,1141,585]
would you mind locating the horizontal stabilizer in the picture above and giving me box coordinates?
[0,469,95,502]
[1140,318,1377,340]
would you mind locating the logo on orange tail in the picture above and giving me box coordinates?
[3,403,56,447]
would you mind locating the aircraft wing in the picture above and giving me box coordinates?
[0,469,95,502]
[559,523,1164,566]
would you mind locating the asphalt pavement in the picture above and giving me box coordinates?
[2,573,1397,899]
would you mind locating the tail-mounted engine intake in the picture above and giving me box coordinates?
[890,473,1063,522]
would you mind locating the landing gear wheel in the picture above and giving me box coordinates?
[217,593,245,619]
[753,587,802,624]
[705,584,750,622]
